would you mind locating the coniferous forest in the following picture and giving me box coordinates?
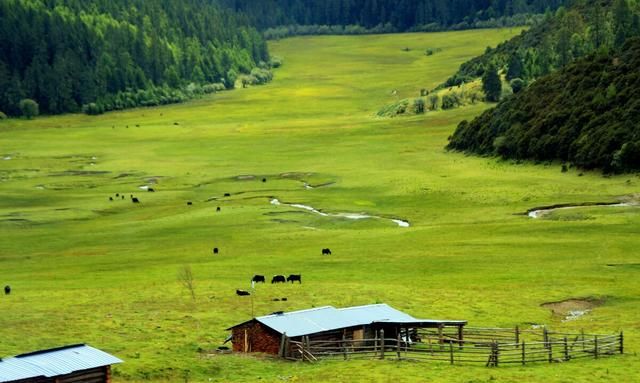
[0,0,269,116]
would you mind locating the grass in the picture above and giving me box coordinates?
[1,29,639,382]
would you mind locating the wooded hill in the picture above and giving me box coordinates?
[0,0,269,116]
[447,38,640,173]
[220,0,566,33]
[443,0,640,87]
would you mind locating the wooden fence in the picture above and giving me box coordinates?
[284,327,623,366]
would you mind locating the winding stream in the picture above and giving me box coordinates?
[528,202,633,218]
[270,198,410,227]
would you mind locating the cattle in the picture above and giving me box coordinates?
[272,298,280,301]
[216,207,221,212]
[281,297,287,301]
[148,188,155,192]
[4,285,10,295]
[287,274,302,284]
[322,248,332,255]
[262,178,267,183]
[236,289,250,296]
[109,197,113,201]
[271,275,285,284]
[132,197,140,203]
[116,193,119,197]
[213,247,219,254]
[174,122,180,125]
[224,193,231,197]
[252,275,265,283]
[187,201,193,206]
[121,195,125,200]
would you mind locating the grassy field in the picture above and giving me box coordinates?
[1,29,639,382]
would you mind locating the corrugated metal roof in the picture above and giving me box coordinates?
[235,304,464,337]
[0,344,122,383]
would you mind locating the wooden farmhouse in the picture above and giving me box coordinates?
[0,344,122,383]
[227,303,467,356]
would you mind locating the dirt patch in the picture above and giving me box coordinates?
[541,297,605,321]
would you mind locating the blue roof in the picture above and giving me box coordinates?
[229,304,466,337]
[0,344,122,383]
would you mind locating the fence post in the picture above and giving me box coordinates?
[449,341,454,365]
[515,326,520,348]
[563,337,569,361]
[619,331,624,354]
[342,332,348,360]
[374,330,378,357]
[548,339,553,363]
[594,336,599,359]
[581,329,585,351]
[543,327,549,347]
[438,324,444,350]
[279,333,287,357]
[396,332,401,359]
[521,341,526,365]
[380,329,385,360]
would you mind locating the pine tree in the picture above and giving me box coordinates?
[482,65,502,102]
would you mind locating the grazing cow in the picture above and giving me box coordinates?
[4,285,10,295]
[187,201,193,206]
[224,193,231,197]
[148,188,155,192]
[281,297,287,301]
[174,122,179,125]
[109,197,113,201]
[236,289,250,296]
[252,275,265,283]
[322,248,332,255]
[287,274,302,284]
[272,298,280,301]
[132,197,140,203]
[116,193,120,197]
[213,247,219,254]
[216,207,221,212]
[135,124,140,127]
[121,195,125,200]
[262,178,267,183]
[130,194,133,198]
[271,275,286,284]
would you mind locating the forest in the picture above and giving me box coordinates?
[443,0,640,87]
[220,0,567,32]
[447,37,640,172]
[0,0,269,116]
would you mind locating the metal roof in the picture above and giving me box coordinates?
[228,304,466,337]
[0,344,122,383]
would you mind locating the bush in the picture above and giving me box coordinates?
[441,93,462,110]
[19,99,39,119]
[202,83,225,94]
[269,56,283,68]
[428,94,440,110]
[413,98,425,114]
[510,78,525,94]
[0,111,7,120]
[82,103,104,115]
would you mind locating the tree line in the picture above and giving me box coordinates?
[448,37,640,173]
[0,0,270,116]
[219,0,567,33]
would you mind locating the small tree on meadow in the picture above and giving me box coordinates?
[428,94,439,110]
[482,65,502,102]
[19,99,39,119]
[413,98,425,114]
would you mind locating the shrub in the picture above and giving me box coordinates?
[413,98,425,114]
[82,103,104,115]
[510,78,525,94]
[269,56,283,68]
[19,99,39,119]
[428,94,440,110]
[0,111,7,120]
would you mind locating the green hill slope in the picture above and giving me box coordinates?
[447,37,640,172]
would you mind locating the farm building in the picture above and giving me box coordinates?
[227,303,467,356]
[0,344,122,383]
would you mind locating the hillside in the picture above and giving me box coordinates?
[221,0,566,33]
[447,37,640,172]
[442,0,640,87]
[0,0,268,116]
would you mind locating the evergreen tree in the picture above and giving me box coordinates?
[482,65,502,102]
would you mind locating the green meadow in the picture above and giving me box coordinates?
[1,29,639,382]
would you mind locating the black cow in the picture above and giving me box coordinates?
[224,193,231,197]
[109,197,113,201]
[262,178,267,183]
[121,195,125,200]
[236,289,250,296]
[213,247,219,254]
[287,274,302,284]
[271,275,285,284]
[187,201,193,206]
[116,193,119,197]
[216,207,221,212]
[281,297,288,301]
[322,248,332,255]
[148,188,155,192]
[4,285,10,295]
[132,197,140,203]
[252,275,265,283]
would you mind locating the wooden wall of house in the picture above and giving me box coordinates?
[232,322,281,354]
[8,366,110,383]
